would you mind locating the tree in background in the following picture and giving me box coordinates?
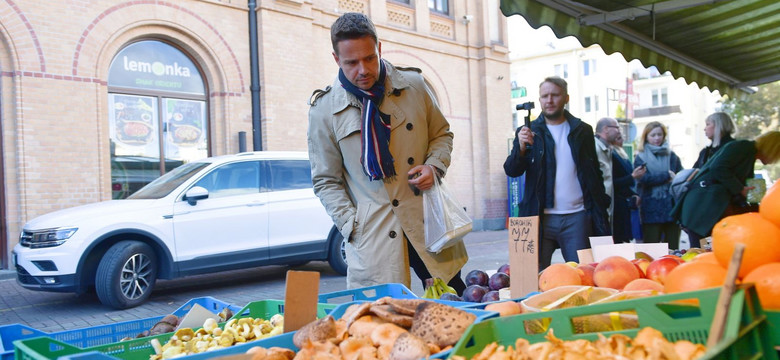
[721,81,780,182]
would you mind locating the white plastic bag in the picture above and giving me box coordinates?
[423,172,472,254]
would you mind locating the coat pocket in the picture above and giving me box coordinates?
[351,202,371,247]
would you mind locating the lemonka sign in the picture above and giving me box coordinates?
[108,40,205,96]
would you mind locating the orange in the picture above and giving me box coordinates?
[760,182,780,228]
[743,262,780,310]
[664,261,729,295]
[711,213,780,279]
[690,251,719,264]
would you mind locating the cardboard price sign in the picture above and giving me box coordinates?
[508,216,539,298]
[283,270,320,333]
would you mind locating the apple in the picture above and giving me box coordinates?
[575,264,596,286]
[631,258,651,278]
[645,257,681,285]
[623,278,664,292]
[661,254,684,264]
[634,251,654,262]
[681,252,698,262]
[593,256,640,290]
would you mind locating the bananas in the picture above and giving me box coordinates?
[422,278,457,299]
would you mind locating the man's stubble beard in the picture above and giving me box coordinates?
[544,109,563,119]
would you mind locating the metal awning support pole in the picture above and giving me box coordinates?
[249,0,263,151]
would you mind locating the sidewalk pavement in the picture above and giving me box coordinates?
[0,270,13,281]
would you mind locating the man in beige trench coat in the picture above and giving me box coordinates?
[307,12,468,292]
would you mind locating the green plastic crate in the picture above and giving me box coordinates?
[449,285,777,360]
[766,310,780,349]
[13,300,336,360]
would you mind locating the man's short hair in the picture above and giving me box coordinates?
[595,117,615,133]
[330,12,378,54]
[540,76,568,95]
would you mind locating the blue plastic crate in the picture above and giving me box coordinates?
[59,351,117,360]
[181,299,498,360]
[14,299,496,360]
[431,299,479,308]
[318,283,418,303]
[0,296,240,360]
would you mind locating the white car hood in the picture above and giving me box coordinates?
[24,200,162,230]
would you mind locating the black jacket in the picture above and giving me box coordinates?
[693,134,733,169]
[611,150,637,243]
[503,111,611,236]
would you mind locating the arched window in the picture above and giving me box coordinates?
[107,40,208,199]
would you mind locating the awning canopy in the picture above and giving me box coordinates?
[500,0,780,98]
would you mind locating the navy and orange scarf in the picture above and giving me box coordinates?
[339,59,396,180]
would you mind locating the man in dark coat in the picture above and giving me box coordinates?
[504,76,610,271]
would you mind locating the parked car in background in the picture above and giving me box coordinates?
[13,151,345,309]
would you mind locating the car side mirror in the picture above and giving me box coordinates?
[185,186,209,206]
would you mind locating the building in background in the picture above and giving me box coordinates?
[0,0,513,269]
[507,16,720,166]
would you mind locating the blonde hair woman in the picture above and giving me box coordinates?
[634,122,683,248]
[693,112,736,168]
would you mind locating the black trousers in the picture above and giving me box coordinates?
[406,238,467,295]
[683,227,703,248]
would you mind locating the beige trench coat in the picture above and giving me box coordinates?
[595,137,614,222]
[307,61,468,289]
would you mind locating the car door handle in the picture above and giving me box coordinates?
[247,201,266,207]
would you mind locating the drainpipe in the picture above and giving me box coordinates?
[249,0,263,151]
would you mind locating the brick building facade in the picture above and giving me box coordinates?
[0,0,512,269]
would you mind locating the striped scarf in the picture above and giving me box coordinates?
[339,59,396,180]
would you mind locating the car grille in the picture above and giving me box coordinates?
[16,264,37,285]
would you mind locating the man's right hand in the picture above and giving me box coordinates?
[517,126,534,154]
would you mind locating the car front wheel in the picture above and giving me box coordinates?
[95,241,158,309]
[327,226,347,276]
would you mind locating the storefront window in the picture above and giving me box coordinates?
[108,40,207,199]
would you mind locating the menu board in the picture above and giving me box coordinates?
[165,98,205,148]
[110,95,156,146]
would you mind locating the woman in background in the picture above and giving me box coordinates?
[693,112,735,168]
[634,122,683,249]
[611,132,643,243]
[673,131,780,240]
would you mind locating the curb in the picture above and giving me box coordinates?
[0,269,16,281]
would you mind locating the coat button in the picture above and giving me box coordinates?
[413,188,420,196]
[392,199,399,207]
[389,231,397,238]
[406,123,413,130]
[407,157,414,165]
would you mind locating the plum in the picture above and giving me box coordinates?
[488,272,510,291]
[497,264,510,276]
[481,290,500,303]
[462,284,488,302]
[465,269,489,287]
[440,292,463,301]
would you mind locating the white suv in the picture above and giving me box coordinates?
[13,151,346,309]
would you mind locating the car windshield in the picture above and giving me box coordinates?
[128,162,210,199]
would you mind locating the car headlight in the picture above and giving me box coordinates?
[20,227,78,248]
